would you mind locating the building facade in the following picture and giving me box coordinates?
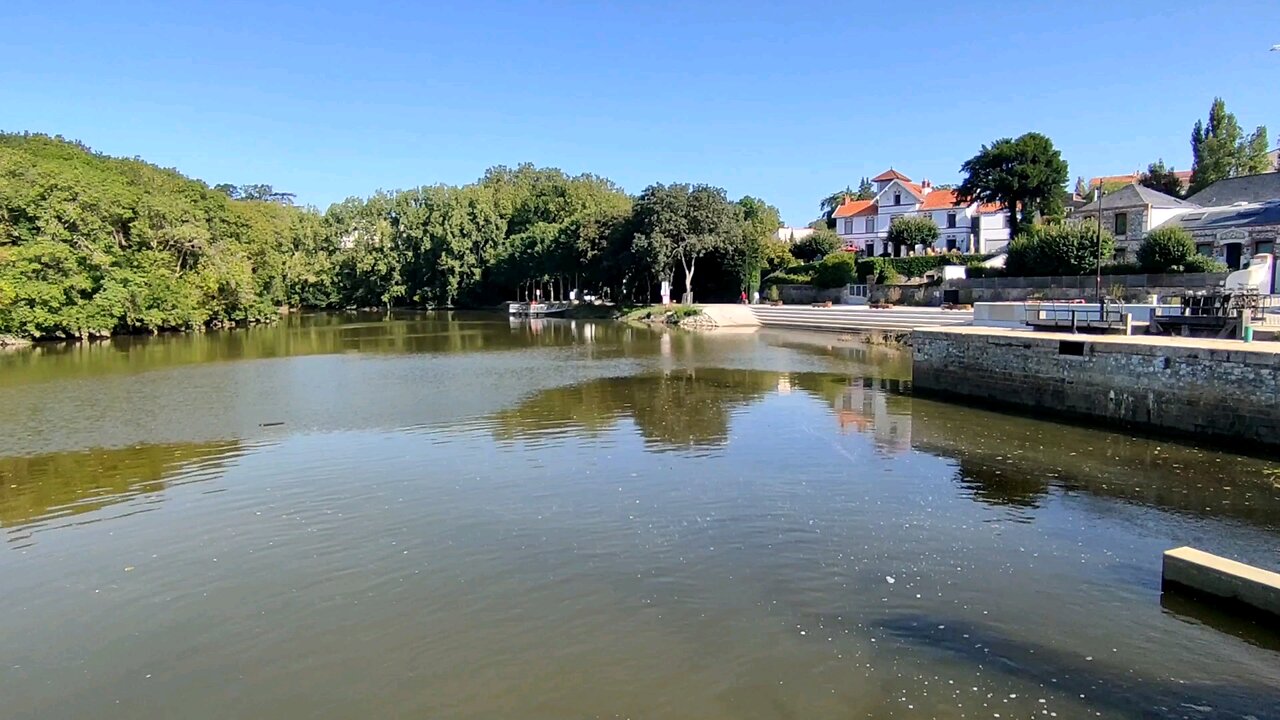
[1072,184,1198,260]
[831,169,1008,256]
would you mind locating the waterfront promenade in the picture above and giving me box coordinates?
[699,304,973,333]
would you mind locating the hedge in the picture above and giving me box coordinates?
[854,254,990,283]
[762,261,818,286]
[813,253,859,288]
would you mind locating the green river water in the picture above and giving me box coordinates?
[1,312,1278,719]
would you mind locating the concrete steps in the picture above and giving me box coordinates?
[750,305,973,332]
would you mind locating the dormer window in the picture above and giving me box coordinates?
[893,192,901,205]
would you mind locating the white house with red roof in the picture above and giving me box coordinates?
[831,169,1010,256]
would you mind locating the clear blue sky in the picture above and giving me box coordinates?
[3,0,1278,225]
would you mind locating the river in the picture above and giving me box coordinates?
[1,312,1278,719]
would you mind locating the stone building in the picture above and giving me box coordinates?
[1161,202,1280,288]
[1071,184,1197,260]
[1185,172,1280,207]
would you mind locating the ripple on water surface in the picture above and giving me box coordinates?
[0,313,1277,720]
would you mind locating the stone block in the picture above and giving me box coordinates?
[1162,546,1280,618]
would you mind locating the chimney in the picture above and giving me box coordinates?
[922,179,932,192]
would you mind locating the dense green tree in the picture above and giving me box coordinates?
[1137,226,1196,272]
[1005,222,1113,276]
[1238,126,1272,176]
[790,227,841,261]
[1139,160,1183,198]
[760,237,795,275]
[1188,98,1271,194]
[819,186,854,219]
[885,215,939,256]
[855,177,875,200]
[956,132,1069,238]
[812,252,858,288]
[1074,176,1089,198]
[631,183,741,303]
[1190,98,1242,195]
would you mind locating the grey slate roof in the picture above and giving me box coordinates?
[1074,183,1197,213]
[1158,201,1280,232]
[1185,173,1280,206]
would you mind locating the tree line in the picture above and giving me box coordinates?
[0,132,784,340]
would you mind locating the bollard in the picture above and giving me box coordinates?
[1244,326,1254,343]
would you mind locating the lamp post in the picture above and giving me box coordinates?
[1094,186,1103,303]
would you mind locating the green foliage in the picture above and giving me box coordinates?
[669,304,702,320]
[1189,98,1272,194]
[812,252,858,288]
[790,228,841,261]
[766,284,780,302]
[1099,261,1142,275]
[760,237,795,275]
[1137,226,1196,272]
[762,261,817,286]
[1139,160,1184,198]
[885,215,939,254]
[0,135,786,338]
[1180,254,1229,273]
[854,254,988,283]
[1004,223,1114,276]
[957,132,1069,237]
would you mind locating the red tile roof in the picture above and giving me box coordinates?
[977,202,1004,214]
[872,169,912,182]
[918,189,962,210]
[832,199,876,218]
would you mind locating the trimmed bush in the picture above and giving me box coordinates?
[1099,261,1142,275]
[762,261,817,286]
[1180,254,1229,273]
[1005,223,1114,276]
[791,228,841,261]
[854,253,989,283]
[1137,226,1196,272]
[886,215,940,255]
[812,252,859,288]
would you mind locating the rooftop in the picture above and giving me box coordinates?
[1075,183,1196,212]
[1185,173,1280,207]
[872,169,912,182]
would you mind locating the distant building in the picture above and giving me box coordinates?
[1161,202,1280,282]
[1088,170,1193,195]
[773,227,814,243]
[830,169,1009,256]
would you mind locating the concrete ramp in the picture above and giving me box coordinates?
[696,304,761,327]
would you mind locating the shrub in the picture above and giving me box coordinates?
[812,252,859,288]
[766,284,780,302]
[762,261,817,286]
[1180,254,1229,273]
[1137,226,1196,272]
[854,253,988,283]
[1005,222,1114,276]
[790,228,841,262]
[886,215,940,255]
[670,305,701,320]
[1099,261,1142,275]
[761,237,797,275]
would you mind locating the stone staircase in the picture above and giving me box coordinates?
[749,305,973,333]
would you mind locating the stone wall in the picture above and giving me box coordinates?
[944,273,1227,304]
[774,284,851,304]
[1073,207,1149,256]
[1187,224,1280,268]
[912,328,1280,449]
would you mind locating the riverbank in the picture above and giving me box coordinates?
[913,326,1280,452]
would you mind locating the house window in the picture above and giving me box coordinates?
[946,212,957,228]
[864,242,874,255]
[893,192,902,205]
[842,218,854,234]
[945,236,957,251]
[1197,243,1213,257]
[865,217,875,233]
[1112,247,1127,262]
[1113,212,1128,235]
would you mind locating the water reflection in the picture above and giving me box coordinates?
[911,400,1280,532]
[0,441,246,546]
[488,369,916,456]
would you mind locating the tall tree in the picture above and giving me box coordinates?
[1238,126,1272,176]
[956,132,1068,238]
[1186,98,1271,189]
[1073,177,1089,198]
[855,177,875,200]
[631,183,740,304]
[1138,160,1183,197]
[819,186,854,218]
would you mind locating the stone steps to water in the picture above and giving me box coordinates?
[750,306,972,332]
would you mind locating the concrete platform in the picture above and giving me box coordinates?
[1162,547,1280,617]
[750,305,973,333]
[696,304,761,327]
[916,324,1280,355]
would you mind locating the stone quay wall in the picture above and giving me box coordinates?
[912,328,1280,449]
